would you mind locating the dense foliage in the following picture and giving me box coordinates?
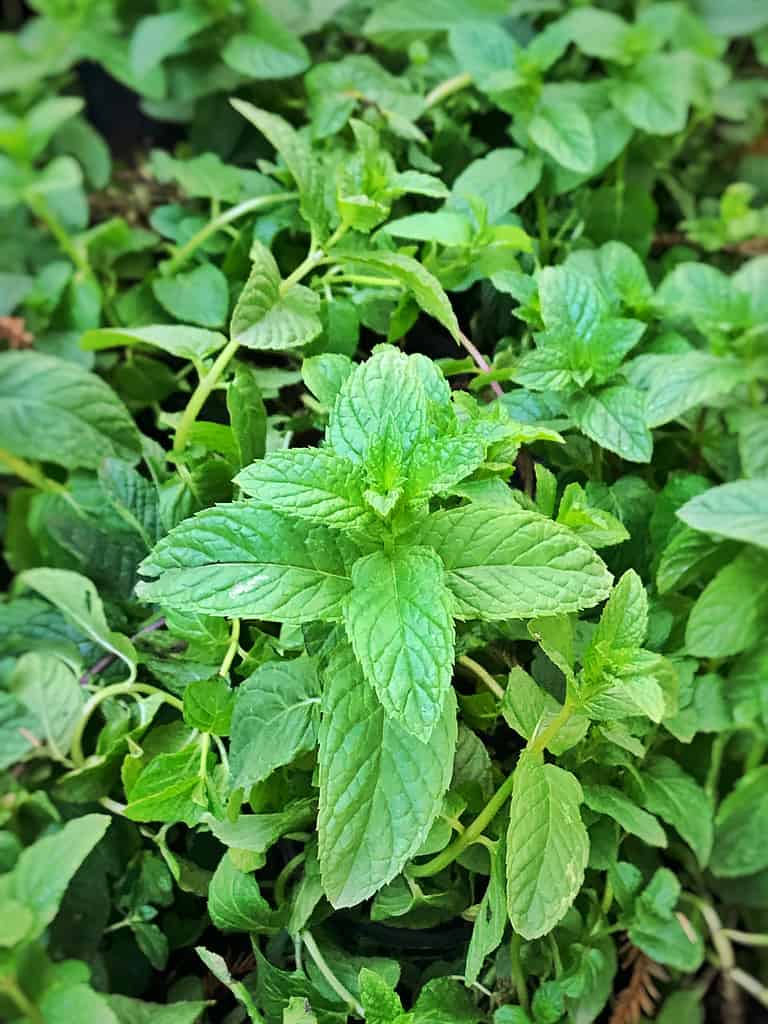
[2,2,768,1022]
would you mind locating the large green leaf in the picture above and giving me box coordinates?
[506,755,589,939]
[685,551,768,657]
[137,504,355,622]
[528,99,596,174]
[207,855,272,933]
[0,351,141,469]
[318,643,456,907]
[711,767,768,877]
[422,505,612,620]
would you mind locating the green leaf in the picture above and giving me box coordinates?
[677,480,768,550]
[229,656,321,790]
[344,546,454,740]
[333,251,460,343]
[208,855,272,932]
[448,149,542,223]
[231,243,322,351]
[137,504,355,622]
[40,983,119,1024]
[422,505,612,620]
[81,324,228,362]
[231,100,323,233]
[634,756,713,866]
[383,211,473,246]
[628,869,704,971]
[359,967,404,1024]
[711,766,768,877]
[0,351,141,469]
[204,799,316,856]
[506,755,589,939]
[228,362,267,469]
[183,677,234,735]
[19,568,137,680]
[571,385,653,463]
[412,977,484,1023]
[107,995,209,1024]
[130,10,211,78]
[11,651,84,760]
[318,643,456,907]
[236,449,371,529]
[196,946,264,1022]
[405,436,486,499]
[593,570,647,650]
[302,353,353,407]
[4,813,110,936]
[685,551,768,657]
[222,8,309,79]
[124,745,208,825]
[654,262,750,332]
[738,407,768,479]
[465,831,506,985]
[582,784,667,847]
[612,54,695,136]
[529,99,596,174]
[502,667,588,754]
[627,352,747,427]
[152,263,230,329]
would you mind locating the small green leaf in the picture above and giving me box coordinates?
[81,324,228,362]
[208,855,272,932]
[529,99,596,174]
[183,677,234,735]
[231,243,322,351]
[571,385,653,463]
[227,362,267,469]
[153,263,229,328]
[582,784,667,847]
[124,745,209,825]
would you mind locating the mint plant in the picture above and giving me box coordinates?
[2,2,768,1021]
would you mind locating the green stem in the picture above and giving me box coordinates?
[723,930,768,948]
[199,732,210,783]
[27,193,90,276]
[745,737,766,773]
[424,71,473,110]
[301,931,364,1017]
[275,851,306,905]
[411,702,573,878]
[331,273,401,288]
[536,190,550,265]
[173,337,240,454]
[706,732,731,799]
[0,447,66,493]
[0,975,44,1024]
[162,192,298,276]
[458,654,505,700]
[219,618,241,678]
[71,682,183,767]
[509,933,529,1011]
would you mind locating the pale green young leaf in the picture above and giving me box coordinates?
[19,568,137,680]
[231,243,322,351]
[677,480,768,550]
[580,650,667,723]
[302,353,353,407]
[344,546,454,740]
[236,449,371,529]
[359,967,404,1024]
[207,855,272,933]
[405,436,486,499]
[229,656,321,790]
[383,211,473,246]
[506,755,589,939]
[570,385,653,463]
[0,351,141,469]
[582,784,667,847]
[422,505,612,620]
[137,505,355,622]
[448,149,542,223]
[318,643,456,907]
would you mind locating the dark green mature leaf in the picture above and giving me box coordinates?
[582,784,667,847]
[344,546,455,740]
[635,756,713,865]
[227,362,267,469]
[207,855,272,932]
[421,505,612,620]
[153,263,229,329]
[507,755,589,939]
[318,643,456,907]
[137,504,356,621]
[229,656,321,789]
[0,351,141,468]
[711,766,768,877]
[205,799,316,856]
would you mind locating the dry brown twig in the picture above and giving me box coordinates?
[609,939,668,1024]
